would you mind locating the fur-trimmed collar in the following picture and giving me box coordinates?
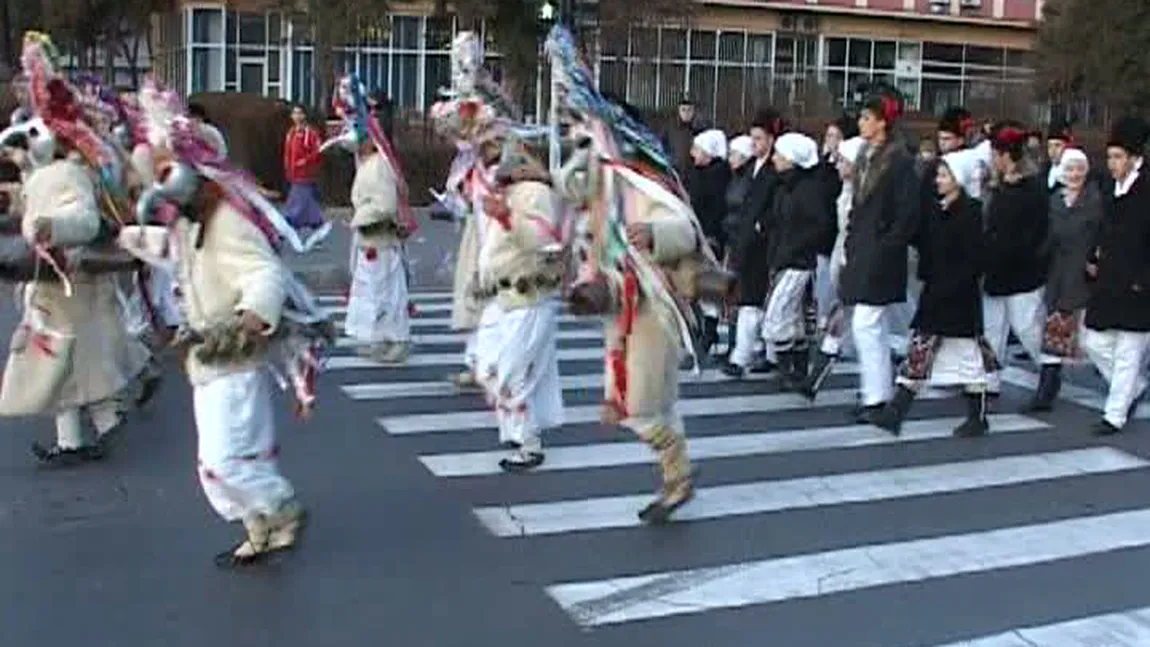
[854,138,899,206]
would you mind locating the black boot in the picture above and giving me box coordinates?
[953,391,989,437]
[788,347,810,390]
[1025,364,1062,412]
[800,352,837,402]
[873,385,916,435]
[701,316,719,355]
[776,351,799,392]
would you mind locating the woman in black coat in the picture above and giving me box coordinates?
[839,92,921,424]
[761,132,834,389]
[721,135,755,355]
[1081,116,1150,436]
[687,128,731,353]
[874,152,997,437]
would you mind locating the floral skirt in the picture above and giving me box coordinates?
[1042,309,1083,359]
[899,333,999,386]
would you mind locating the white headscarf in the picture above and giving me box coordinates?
[729,135,753,160]
[838,136,865,166]
[940,149,981,197]
[693,129,727,160]
[1058,147,1089,185]
[774,133,820,169]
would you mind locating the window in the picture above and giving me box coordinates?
[191,48,223,92]
[192,8,223,44]
[824,38,847,68]
[239,13,266,46]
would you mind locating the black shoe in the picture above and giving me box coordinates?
[799,352,837,401]
[700,317,719,356]
[872,386,916,435]
[721,362,745,379]
[748,355,776,374]
[1092,419,1121,436]
[500,440,521,450]
[499,451,544,473]
[30,442,104,466]
[637,484,695,525]
[953,391,989,437]
[1025,364,1061,412]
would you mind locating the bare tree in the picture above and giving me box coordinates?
[273,0,391,112]
[1035,0,1150,115]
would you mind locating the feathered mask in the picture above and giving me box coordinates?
[321,73,417,232]
[429,31,530,144]
[0,32,118,173]
[544,25,678,189]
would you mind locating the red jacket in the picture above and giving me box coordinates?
[283,124,322,183]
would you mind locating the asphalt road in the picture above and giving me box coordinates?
[3,217,1150,647]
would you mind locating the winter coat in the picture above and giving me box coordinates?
[723,162,752,252]
[732,158,779,305]
[1085,171,1150,332]
[839,138,921,306]
[912,193,985,337]
[815,154,842,256]
[767,167,835,273]
[983,174,1049,297]
[1045,184,1102,312]
[688,158,731,252]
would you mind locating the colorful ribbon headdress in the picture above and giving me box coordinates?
[545,25,678,190]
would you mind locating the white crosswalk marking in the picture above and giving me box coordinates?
[927,606,1150,646]
[545,507,1150,627]
[332,289,1150,642]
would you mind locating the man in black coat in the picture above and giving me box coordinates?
[839,91,921,425]
[1081,115,1150,436]
[723,108,786,378]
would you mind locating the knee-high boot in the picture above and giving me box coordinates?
[800,351,838,401]
[874,385,916,435]
[954,390,989,437]
[1026,364,1062,412]
[637,425,694,524]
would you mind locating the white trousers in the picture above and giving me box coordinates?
[728,306,778,368]
[814,255,835,327]
[983,287,1056,392]
[150,268,183,328]
[345,243,410,344]
[194,370,295,522]
[55,401,121,449]
[852,304,894,406]
[491,299,564,452]
[463,330,479,372]
[763,269,812,351]
[474,301,505,389]
[819,305,856,358]
[1081,328,1150,428]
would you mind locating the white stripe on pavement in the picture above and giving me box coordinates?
[419,414,1049,477]
[928,606,1150,646]
[546,503,1150,627]
[331,314,601,329]
[377,387,950,435]
[475,448,1146,537]
[327,346,604,370]
[317,292,453,304]
[334,327,605,348]
[1001,366,1150,419]
[342,364,858,400]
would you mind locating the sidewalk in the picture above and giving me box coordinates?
[285,207,459,295]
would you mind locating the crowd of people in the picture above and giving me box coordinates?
[662,92,1150,438]
[0,22,1148,574]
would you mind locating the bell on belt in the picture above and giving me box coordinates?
[695,267,737,302]
[568,275,613,316]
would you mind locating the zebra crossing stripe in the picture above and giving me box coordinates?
[327,346,603,370]
[926,606,1150,646]
[316,291,453,304]
[418,413,1049,477]
[376,387,951,435]
[342,365,852,400]
[474,447,1146,537]
[335,327,605,348]
[545,501,1150,627]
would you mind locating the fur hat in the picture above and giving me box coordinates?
[1107,115,1149,156]
[938,106,973,138]
[751,107,786,137]
[990,120,1029,156]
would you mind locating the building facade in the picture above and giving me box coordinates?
[151,0,1040,120]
